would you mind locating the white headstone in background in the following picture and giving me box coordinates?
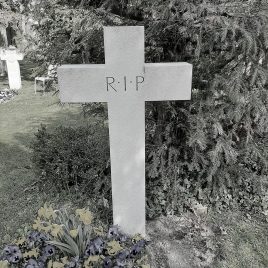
[1,46,24,90]
[58,26,192,235]
[0,48,6,76]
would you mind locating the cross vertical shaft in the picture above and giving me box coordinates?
[108,97,146,235]
[104,27,146,235]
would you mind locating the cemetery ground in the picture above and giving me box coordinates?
[0,62,96,244]
[0,63,268,267]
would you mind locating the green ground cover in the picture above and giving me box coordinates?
[212,212,268,268]
[0,62,94,246]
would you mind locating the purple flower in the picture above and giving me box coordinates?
[37,255,47,264]
[117,250,130,259]
[85,244,96,256]
[2,245,22,264]
[103,257,113,268]
[130,240,146,257]
[136,239,146,248]
[36,245,55,264]
[107,225,128,242]
[107,225,121,239]
[38,261,45,268]
[85,237,104,256]
[118,234,128,243]
[64,257,79,268]
[43,245,55,257]
[116,250,130,267]
[28,231,49,245]
[24,259,39,268]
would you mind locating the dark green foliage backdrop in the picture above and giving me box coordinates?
[24,0,268,218]
[32,124,110,191]
[31,124,113,220]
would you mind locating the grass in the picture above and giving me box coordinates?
[147,210,268,268]
[211,212,268,268]
[0,61,98,246]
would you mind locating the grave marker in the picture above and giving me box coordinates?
[58,26,192,235]
[1,46,24,90]
[0,48,6,76]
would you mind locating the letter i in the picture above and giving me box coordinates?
[124,76,127,91]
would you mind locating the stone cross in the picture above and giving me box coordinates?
[0,48,7,76]
[58,26,192,235]
[0,46,24,90]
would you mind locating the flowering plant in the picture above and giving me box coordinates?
[0,204,150,268]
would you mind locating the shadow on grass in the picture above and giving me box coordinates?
[0,108,112,245]
[12,107,96,149]
[0,142,38,246]
[210,212,268,268]
[0,60,35,86]
[20,60,36,81]
[0,75,9,88]
[0,139,112,248]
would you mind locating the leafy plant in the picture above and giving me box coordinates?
[0,204,150,268]
[144,0,268,217]
[31,124,110,191]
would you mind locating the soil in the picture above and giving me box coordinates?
[146,213,222,268]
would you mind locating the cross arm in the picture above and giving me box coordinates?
[0,53,24,61]
[143,62,192,101]
[57,64,108,103]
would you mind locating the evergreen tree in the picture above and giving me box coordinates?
[25,0,268,217]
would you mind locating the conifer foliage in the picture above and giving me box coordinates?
[144,0,268,217]
[24,0,268,217]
